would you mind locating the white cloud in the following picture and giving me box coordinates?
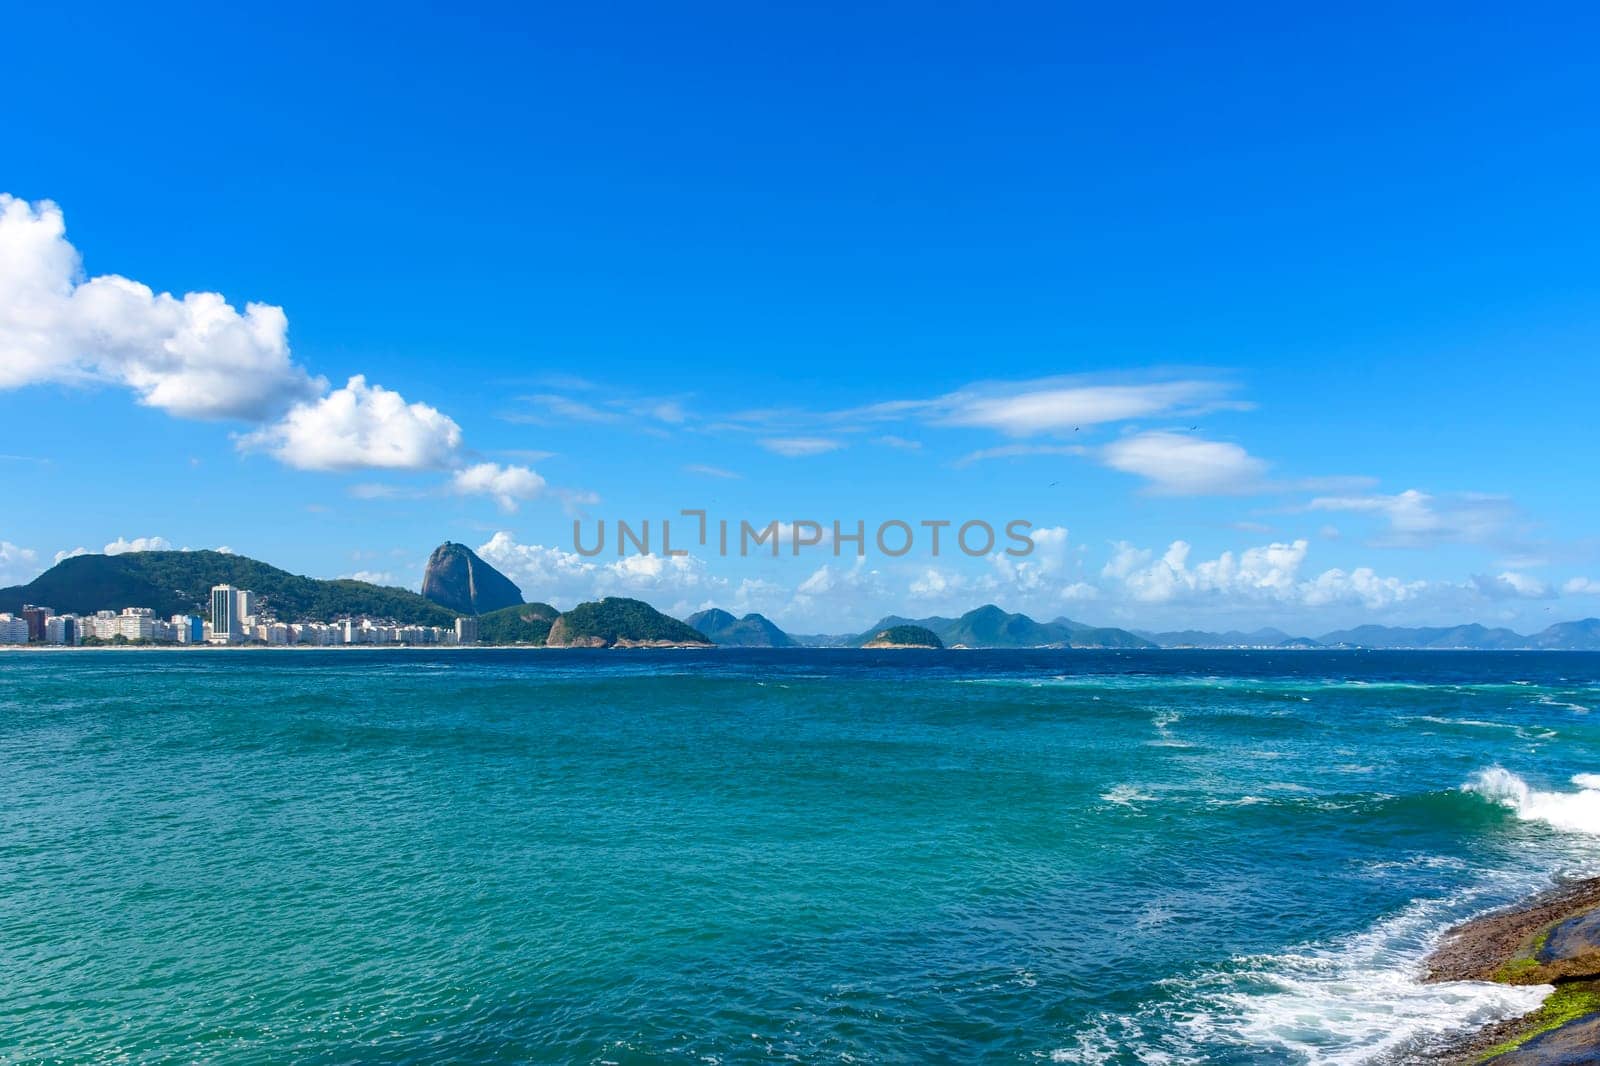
[1306,489,1515,548]
[0,194,322,419]
[104,535,173,556]
[512,394,624,424]
[684,463,741,479]
[936,380,1235,435]
[1471,571,1553,600]
[451,463,546,512]
[874,435,922,450]
[240,375,463,471]
[759,437,844,457]
[0,540,39,585]
[1099,537,1427,610]
[831,376,1242,437]
[1100,432,1269,495]
[341,570,399,586]
[955,443,1086,467]
[476,531,744,616]
[792,558,889,611]
[346,483,425,501]
[1564,577,1600,596]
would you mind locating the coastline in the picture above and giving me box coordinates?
[1417,876,1600,1064]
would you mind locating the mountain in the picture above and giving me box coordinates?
[1141,627,1312,648]
[476,602,560,645]
[545,597,712,648]
[786,631,860,648]
[1049,616,1161,649]
[0,550,457,625]
[420,542,524,615]
[1316,623,1531,650]
[851,605,1156,649]
[1527,618,1600,650]
[863,624,944,649]
[684,609,795,647]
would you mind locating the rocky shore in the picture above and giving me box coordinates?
[1418,876,1600,1064]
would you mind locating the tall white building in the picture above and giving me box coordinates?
[0,614,28,644]
[209,585,254,644]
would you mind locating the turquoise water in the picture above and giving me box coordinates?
[4,650,1600,1064]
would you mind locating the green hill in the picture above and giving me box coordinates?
[545,597,712,647]
[477,602,560,644]
[863,624,944,648]
[0,550,457,626]
[684,608,795,647]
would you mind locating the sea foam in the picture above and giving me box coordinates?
[1463,767,1600,835]
[1049,887,1549,1065]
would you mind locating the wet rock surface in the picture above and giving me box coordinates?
[1541,912,1600,966]
[1417,878,1600,1063]
[1484,1009,1600,1065]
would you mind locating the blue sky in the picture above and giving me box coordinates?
[2,2,1598,633]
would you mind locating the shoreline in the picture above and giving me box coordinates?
[1418,876,1600,1063]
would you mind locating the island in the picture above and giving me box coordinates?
[544,597,712,648]
[861,624,944,649]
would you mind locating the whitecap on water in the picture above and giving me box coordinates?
[1100,784,1157,809]
[1048,883,1549,1065]
[1463,767,1600,834]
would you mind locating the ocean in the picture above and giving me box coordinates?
[3,649,1599,1064]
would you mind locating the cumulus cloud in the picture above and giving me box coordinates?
[0,540,40,585]
[239,375,463,471]
[104,536,173,555]
[1099,537,1427,610]
[0,194,323,419]
[477,531,758,617]
[1564,577,1600,596]
[1100,432,1269,495]
[341,570,400,586]
[759,437,844,457]
[1,194,586,514]
[451,463,546,512]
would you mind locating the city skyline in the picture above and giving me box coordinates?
[4,5,1599,633]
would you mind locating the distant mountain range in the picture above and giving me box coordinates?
[841,605,1158,649]
[1137,619,1600,650]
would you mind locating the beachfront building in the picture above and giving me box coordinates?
[291,622,341,645]
[116,607,158,642]
[455,616,478,644]
[209,585,252,644]
[44,615,80,645]
[172,615,204,644]
[21,605,53,642]
[0,614,29,644]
